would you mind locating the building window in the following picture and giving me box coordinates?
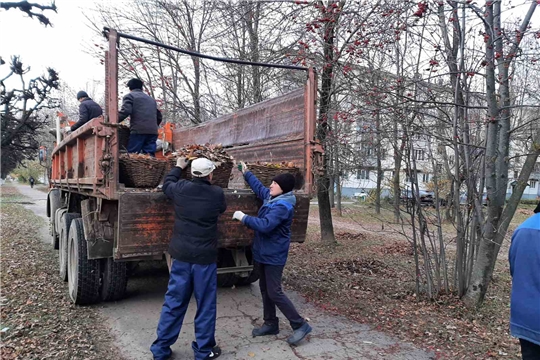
[530,180,537,189]
[414,149,425,161]
[357,169,369,180]
[514,171,519,179]
[422,173,430,183]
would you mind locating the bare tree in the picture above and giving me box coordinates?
[1,56,59,177]
[464,0,539,307]
[0,0,57,26]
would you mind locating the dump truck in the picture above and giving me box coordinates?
[47,28,321,305]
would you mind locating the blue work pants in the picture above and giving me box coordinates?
[127,133,158,156]
[150,260,217,360]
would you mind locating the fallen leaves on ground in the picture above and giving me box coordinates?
[286,229,520,360]
[0,186,124,360]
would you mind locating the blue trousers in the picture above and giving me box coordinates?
[151,260,217,360]
[127,133,158,156]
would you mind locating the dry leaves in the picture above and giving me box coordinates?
[248,161,296,169]
[0,186,124,360]
[286,228,520,360]
[171,143,233,163]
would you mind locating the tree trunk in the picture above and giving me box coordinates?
[375,111,382,214]
[316,0,341,245]
[245,1,262,103]
[463,1,538,307]
[464,131,540,306]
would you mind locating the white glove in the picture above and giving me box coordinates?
[176,157,189,169]
[237,161,248,174]
[232,211,246,222]
[63,126,71,133]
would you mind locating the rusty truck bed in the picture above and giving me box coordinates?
[114,189,310,260]
[48,29,319,261]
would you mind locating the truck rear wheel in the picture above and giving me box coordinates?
[67,218,101,305]
[59,213,80,282]
[48,189,61,250]
[217,249,236,288]
[101,258,128,302]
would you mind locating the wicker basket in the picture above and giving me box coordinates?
[117,127,131,151]
[167,158,233,188]
[246,164,303,189]
[119,154,167,188]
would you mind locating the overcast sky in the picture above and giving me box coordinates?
[0,0,112,96]
[0,0,537,100]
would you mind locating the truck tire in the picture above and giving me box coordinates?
[67,218,101,305]
[59,213,80,282]
[48,189,61,250]
[217,249,236,288]
[100,258,128,302]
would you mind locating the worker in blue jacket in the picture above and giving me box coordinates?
[232,162,312,346]
[509,201,540,360]
[151,157,225,360]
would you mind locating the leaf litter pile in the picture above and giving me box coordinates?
[170,143,233,164]
[285,227,520,360]
[0,186,123,359]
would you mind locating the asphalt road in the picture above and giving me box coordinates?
[14,183,433,360]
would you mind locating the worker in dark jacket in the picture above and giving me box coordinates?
[64,91,103,133]
[233,162,312,346]
[151,157,226,360]
[509,201,540,360]
[119,78,162,156]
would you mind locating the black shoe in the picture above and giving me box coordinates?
[252,323,279,337]
[287,322,312,345]
[204,346,221,359]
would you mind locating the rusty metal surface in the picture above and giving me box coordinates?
[172,89,307,191]
[115,190,310,260]
[172,88,305,148]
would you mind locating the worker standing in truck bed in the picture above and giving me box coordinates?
[62,91,103,134]
[118,78,163,156]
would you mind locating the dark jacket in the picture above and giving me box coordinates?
[118,89,162,135]
[509,212,540,346]
[163,167,227,265]
[241,171,296,266]
[71,98,103,132]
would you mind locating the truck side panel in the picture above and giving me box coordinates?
[172,88,310,190]
[115,191,310,260]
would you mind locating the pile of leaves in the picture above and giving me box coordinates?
[119,152,163,161]
[248,161,297,169]
[286,229,520,359]
[171,144,233,164]
[0,186,123,360]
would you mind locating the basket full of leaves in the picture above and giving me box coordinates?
[168,144,234,188]
[119,153,167,188]
[246,162,303,189]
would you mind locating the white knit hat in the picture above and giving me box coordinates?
[191,158,216,178]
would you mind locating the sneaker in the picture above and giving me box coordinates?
[204,346,221,359]
[287,322,312,345]
[252,323,280,337]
